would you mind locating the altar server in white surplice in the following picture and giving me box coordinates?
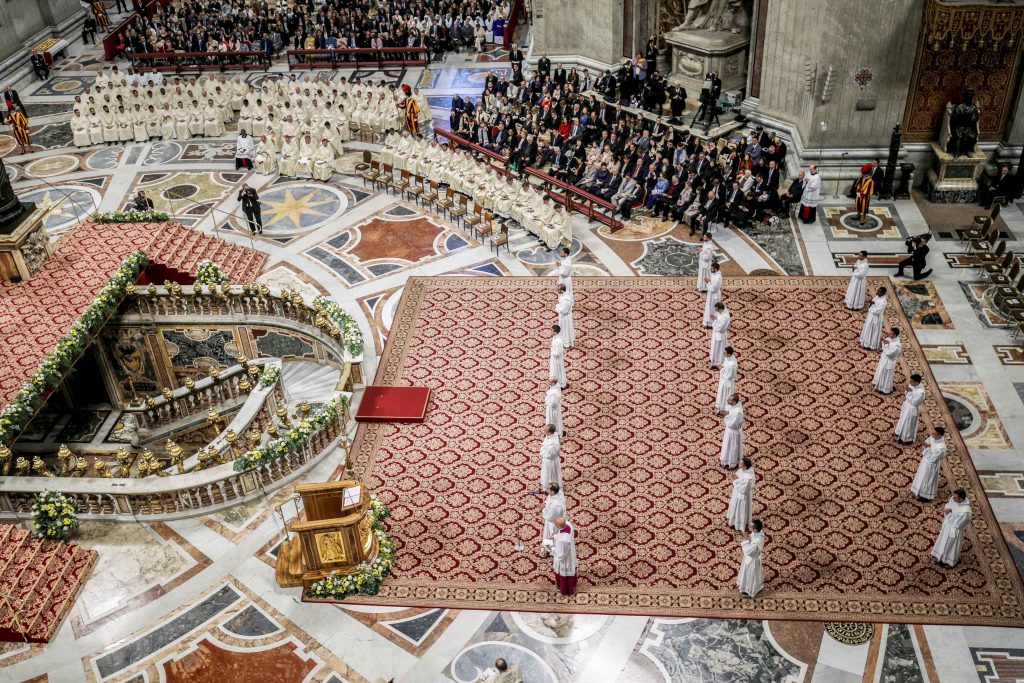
[860,286,888,350]
[549,325,567,389]
[540,482,567,548]
[545,378,564,437]
[872,327,902,394]
[710,302,730,369]
[845,250,870,310]
[539,425,562,489]
[697,234,714,292]
[727,457,756,532]
[719,394,744,468]
[895,374,926,443]
[931,488,970,567]
[738,519,765,597]
[911,427,947,501]
[557,246,573,295]
[556,285,575,349]
[716,347,738,414]
[551,517,578,595]
[703,262,723,327]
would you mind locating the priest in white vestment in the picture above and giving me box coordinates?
[871,328,902,394]
[911,427,946,501]
[539,425,562,489]
[895,373,925,443]
[545,378,564,436]
[556,285,575,349]
[860,287,888,350]
[550,517,578,595]
[727,457,755,532]
[697,234,714,292]
[278,134,299,177]
[557,247,573,295]
[549,325,567,389]
[931,488,970,567]
[254,135,277,175]
[476,659,523,683]
[540,482,567,548]
[737,519,764,597]
[719,394,744,468]
[313,138,336,181]
[710,302,730,369]
[71,111,91,147]
[716,347,738,414]
[703,262,723,327]
[844,251,869,310]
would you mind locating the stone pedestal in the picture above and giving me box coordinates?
[0,205,48,282]
[925,142,986,203]
[666,29,749,97]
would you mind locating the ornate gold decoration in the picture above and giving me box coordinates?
[267,423,279,438]
[115,447,134,477]
[126,283,136,296]
[299,401,311,418]
[145,396,156,408]
[147,283,158,297]
[824,622,875,645]
[259,284,270,297]
[15,457,30,476]
[248,364,260,378]
[0,444,11,475]
[246,429,261,449]
[57,444,74,475]
[358,514,373,553]
[225,429,243,460]
[276,405,291,427]
[94,459,114,478]
[32,456,54,477]
[162,387,173,401]
[207,410,225,434]
[183,376,196,391]
[208,367,221,380]
[315,531,347,563]
[73,458,89,476]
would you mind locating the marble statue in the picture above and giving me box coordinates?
[946,89,980,158]
[677,0,750,33]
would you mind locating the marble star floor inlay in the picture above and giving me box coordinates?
[3,29,1024,683]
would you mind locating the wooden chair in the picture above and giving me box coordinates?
[393,169,410,196]
[406,174,425,205]
[436,187,455,218]
[463,202,483,237]
[354,149,372,173]
[995,273,1024,310]
[990,256,1020,288]
[492,224,509,254]
[362,159,380,188]
[984,251,1015,278]
[477,210,493,242]
[422,180,439,209]
[977,239,1007,271]
[969,225,999,255]
[376,164,394,194]
[449,194,469,226]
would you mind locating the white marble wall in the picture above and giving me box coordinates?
[532,0,624,68]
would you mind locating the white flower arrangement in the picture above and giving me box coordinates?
[195,259,228,286]
[313,296,365,356]
[306,496,394,600]
[93,210,169,224]
[232,396,346,471]
[258,364,281,388]
[0,251,148,446]
[30,490,80,540]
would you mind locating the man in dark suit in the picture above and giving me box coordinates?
[553,65,567,85]
[896,234,933,280]
[779,171,806,214]
[692,189,720,237]
[238,184,263,234]
[537,53,552,78]
[3,85,25,116]
[980,164,1014,208]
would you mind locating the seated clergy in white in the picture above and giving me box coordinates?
[931,488,970,567]
[540,482,567,549]
[295,133,315,178]
[313,138,336,181]
[556,284,575,349]
[709,301,730,369]
[555,203,572,247]
[545,378,564,437]
[871,327,902,394]
[254,134,277,175]
[860,286,888,350]
[550,517,578,596]
[719,393,744,468]
[727,457,755,532]
[702,261,723,327]
[539,424,562,490]
[737,519,765,597]
[716,347,738,414]
[895,373,925,444]
[278,134,299,177]
[549,324,567,389]
[911,426,946,502]
[845,250,869,310]
[697,234,714,292]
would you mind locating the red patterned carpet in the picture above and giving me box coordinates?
[349,276,1024,625]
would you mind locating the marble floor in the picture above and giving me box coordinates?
[2,30,1024,683]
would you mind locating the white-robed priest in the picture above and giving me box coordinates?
[872,327,902,394]
[931,488,970,567]
[911,426,946,502]
[549,324,567,389]
[738,519,765,597]
[539,424,562,490]
[727,457,755,532]
[719,393,744,468]
[860,286,888,350]
[540,482,567,549]
[544,378,564,437]
[716,347,738,414]
[844,250,869,310]
[895,373,925,444]
[556,284,575,349]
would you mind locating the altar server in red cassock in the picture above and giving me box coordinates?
[549,517,577,595]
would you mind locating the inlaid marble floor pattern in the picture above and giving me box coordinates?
[2,31,1024,683]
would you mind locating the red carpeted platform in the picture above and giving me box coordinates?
[356,386,431,423]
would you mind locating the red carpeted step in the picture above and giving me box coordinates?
[0,539,60,631]
[30,547,97,641]
[0,528,31,585]
[18,544,79,639]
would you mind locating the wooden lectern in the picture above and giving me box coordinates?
[275,480,379,589]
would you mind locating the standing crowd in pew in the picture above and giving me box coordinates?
[70,68,425,152]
